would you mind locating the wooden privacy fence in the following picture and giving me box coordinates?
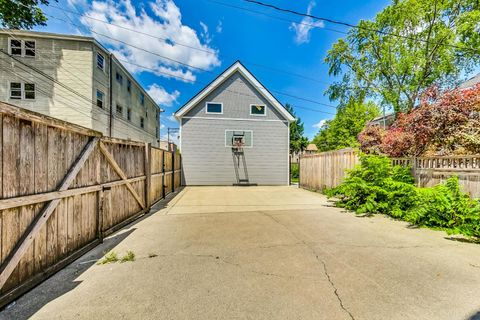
[0,102,181,307]
[299,148,359,191]
[300,148,480,198]
[392,155,480,198]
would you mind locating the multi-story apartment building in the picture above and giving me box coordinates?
[0,30,162,145]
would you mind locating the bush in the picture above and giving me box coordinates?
[327,154,480,238]
[291,163,299,179]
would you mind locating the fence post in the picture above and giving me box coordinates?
[161,150,166,198]
[171,150,175,193]
[97,189,104,243]
[144,143,151,209]
[411,156,417,186]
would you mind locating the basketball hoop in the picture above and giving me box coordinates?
[233,139,245,150]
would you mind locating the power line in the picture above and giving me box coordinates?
[48,3,339,87]
[47,13,338,109]
[0,53,161,135]
[241,0,480,54]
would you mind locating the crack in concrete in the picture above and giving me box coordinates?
[260,211,356,320]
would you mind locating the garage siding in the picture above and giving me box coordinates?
[181,117,288,185]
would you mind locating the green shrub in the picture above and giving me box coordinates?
[405,177,480,237]
[327,154,480,238]
[291,163,299,179]
[327,154,418,217]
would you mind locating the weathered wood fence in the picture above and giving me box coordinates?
[392,155,480,197]
[300,148,480,198]
[0,102,181,307]
[299,148,359,191]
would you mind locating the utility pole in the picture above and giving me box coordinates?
[167,127,180,151]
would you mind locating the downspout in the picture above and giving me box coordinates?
[108,53,113,137]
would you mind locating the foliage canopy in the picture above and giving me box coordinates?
[325,0,480,114]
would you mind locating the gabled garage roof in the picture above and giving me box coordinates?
[174,61,295,122]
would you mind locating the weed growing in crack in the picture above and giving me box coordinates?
[97,251,119,265]
[121,251,136,263]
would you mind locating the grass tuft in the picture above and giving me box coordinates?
[120,250,136,263]
[97,251,119,265]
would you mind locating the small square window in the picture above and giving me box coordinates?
[116,103,123,116]
[24,41,35,57]
[250,104,266,116]
[127,108,132,121]
[24,83,35,99]
[10,39,22,56]
[97,53,105,71]
[140,117,145,128]
[10,82,22,99]
[96,90,104,108]
[206,102,222,114]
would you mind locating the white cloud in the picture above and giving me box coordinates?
[167,114,177,122]
[160,123,165,129]
[289,1,325,45]
[147,83,180,106]
[216,20,223,33]
[313,119,327,129]
[67,0,87,7]
[199,21,212,44]
[81,0,221,82]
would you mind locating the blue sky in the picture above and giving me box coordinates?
[36,0,392,140]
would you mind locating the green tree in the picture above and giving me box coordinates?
[325,0,480,114]
[285,104,308,153]
[0,0,53,30]
[313,99,380,151]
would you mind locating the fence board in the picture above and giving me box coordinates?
[300,149,480,198]
[299,148,358,191]
[0,101,182,307]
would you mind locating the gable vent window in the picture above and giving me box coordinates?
[9,39,35,57]
[127,79,131,93]
[127,108,132,121]
[250,104,266,116]
[140,117,145,128]
[206,102,223,114]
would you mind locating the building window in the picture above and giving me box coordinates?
[96,90,104,108]
[206,102,223,114]
[140,117,145,128]
[127,79,131,93]
[250,104,266,116]
[116,103,123,116]
[24,41,36,57]
[9,82,22,99]
[97,53,105,71]
[9,82,35,100]
[24,83,35,99]
[140,93,145,106]
[156,112,159,121]
[127,108,132,121]
[9,39,35,57]
[225,130,253,148]
[116,72,123,84]
[10,40,22,56]
[156,126,159,138]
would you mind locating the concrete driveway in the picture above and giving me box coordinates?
[2,186,480,320]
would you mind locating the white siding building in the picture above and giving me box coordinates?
[0,30,161,145]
